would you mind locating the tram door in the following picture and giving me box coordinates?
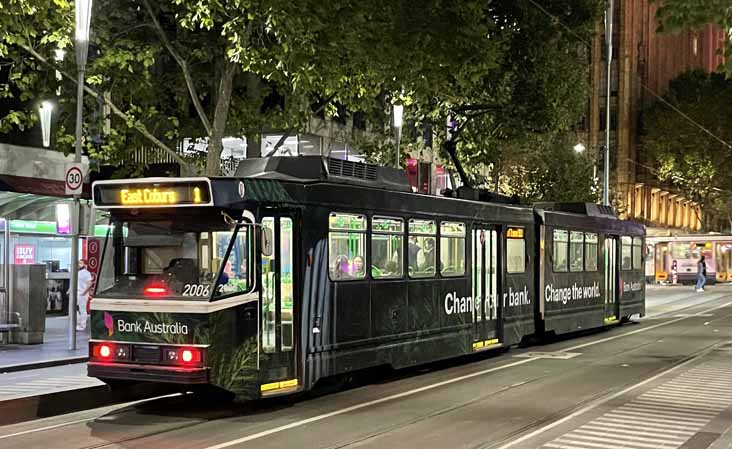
[604,236,619,321]
[261,214,298,382]
[471,227,499,344]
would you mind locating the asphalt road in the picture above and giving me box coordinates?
[2,285,732,449]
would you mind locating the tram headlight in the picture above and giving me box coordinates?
[179,348,201,365]
[163,347,202,366]
[92,342,130,361]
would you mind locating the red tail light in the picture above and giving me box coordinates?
[180,348,201,365]
[93,343,113,359]
[144,284,169,297]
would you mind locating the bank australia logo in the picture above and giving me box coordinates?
[103,312,114,337]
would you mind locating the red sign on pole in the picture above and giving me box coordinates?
[86,237,101,313]
[14,244,35,265]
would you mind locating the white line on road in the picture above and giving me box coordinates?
[0,394,182,441]
[200,300,732,449]
[560,299,732,352]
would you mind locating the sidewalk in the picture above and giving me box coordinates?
[0,316,89,372]
[0,363,100,402]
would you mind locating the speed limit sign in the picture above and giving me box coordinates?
[65,163,84,195]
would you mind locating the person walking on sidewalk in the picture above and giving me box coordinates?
[696,255,707,292]
[75,259,93,331]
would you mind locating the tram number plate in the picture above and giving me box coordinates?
[182,284,211,297]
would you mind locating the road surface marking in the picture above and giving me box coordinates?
[537,359,732,449]
[201,301,732,449]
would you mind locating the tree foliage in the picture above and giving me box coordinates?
[642,70,732,230]
[2,0,602,186]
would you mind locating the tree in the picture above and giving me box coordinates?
[642,70,732,230]
[654,0,732,76]
[2,0,515,176]
[359,0,602,199]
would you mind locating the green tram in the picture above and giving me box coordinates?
[88,157,645,399]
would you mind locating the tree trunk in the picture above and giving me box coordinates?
[246,133,261,158]
[206,59,237,176]
[245,73,262,158]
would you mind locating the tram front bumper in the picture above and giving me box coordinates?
[88,362,209,384]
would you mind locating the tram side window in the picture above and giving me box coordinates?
[632,237,643,270]
[569,231,584,272]
[507,228,526,273]
[213,227,252,298]
[553,229,569,272]
[440,222,466,277]
[621,236,633,270]
[408,219,437,278]
[584,233,598,271]
[371,216,404,279]
[329,213,366,281]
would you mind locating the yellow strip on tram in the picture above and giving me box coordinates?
[261,378,299,393]
[472,338,500,351]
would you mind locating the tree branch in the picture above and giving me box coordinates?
[18,41,190,169]
[142,0,213,136]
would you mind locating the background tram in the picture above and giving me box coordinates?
[645,235,732,284]
[87,157,645,399]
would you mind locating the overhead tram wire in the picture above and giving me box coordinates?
[523,0,732,153]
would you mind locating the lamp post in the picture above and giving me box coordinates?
[69,0,92,350]
[393,104,403,168]
[39,101,53,148]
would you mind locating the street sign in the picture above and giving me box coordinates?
[65,163,84,195]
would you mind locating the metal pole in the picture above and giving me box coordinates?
[395,129,401,169]
[3,219,9,326]
[603,0,614,206]
[69,68,84,350]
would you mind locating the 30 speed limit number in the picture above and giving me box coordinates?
[65,163,84,195]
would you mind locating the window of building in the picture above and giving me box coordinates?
[621,236,633,270]
[507,227,525,273]
[371,216,404,279]
[584,233,598,271]
[329,213,366,280]
[553,229,569,272]
[632,236,643,270]
[570,231,584,272]
[440,222,465,277]
[408,219,436,278]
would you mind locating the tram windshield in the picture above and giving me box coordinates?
[96,216,252,300]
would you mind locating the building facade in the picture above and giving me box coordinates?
[590,0,725,234]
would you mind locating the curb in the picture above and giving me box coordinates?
[0,382,177,427]
[0,357,89,374]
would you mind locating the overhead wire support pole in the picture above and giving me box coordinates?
[603,0,614,206]
[71,0,92,350]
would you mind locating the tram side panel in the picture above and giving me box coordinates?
[501,225,536,346]
[619,236,645,320]
[541,224,606,335]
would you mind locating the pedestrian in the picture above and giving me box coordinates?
[696,255,707,292]
[76,259,93,331]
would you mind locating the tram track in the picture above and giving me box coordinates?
[3,294,732,449]
[313,303,732,449]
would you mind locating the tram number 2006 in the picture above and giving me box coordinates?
[182,284,211,297]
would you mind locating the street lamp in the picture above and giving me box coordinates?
[69,0,92,350]
[573,143,586,154]
[38,101,53,148]
[393,104,403,168]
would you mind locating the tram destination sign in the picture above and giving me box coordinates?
[93,179,213,208]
